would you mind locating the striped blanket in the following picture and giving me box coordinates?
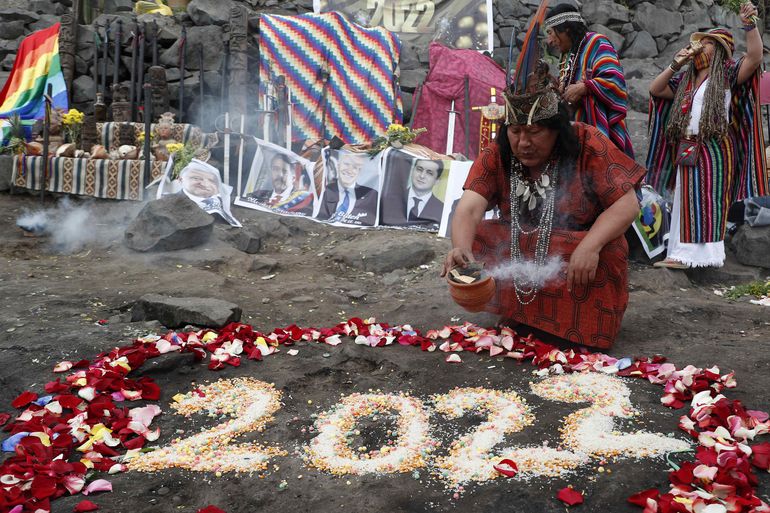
[96,122,209,151]
[12,156,166,201]
[259,12,402,144]
[566,32,634,157]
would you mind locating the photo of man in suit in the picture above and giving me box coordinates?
[316,151,379,225]
[404,159,444,225]
[247,153,313,215]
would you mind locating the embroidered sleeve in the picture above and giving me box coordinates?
[463,146,502,207]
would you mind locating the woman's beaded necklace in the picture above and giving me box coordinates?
[509,156,559,305]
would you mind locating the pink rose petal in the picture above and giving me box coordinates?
[83,479,113,496]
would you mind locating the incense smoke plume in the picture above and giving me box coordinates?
[487,256,565,288]
[16,198,132,254]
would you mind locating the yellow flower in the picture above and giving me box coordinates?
[166,143,184,154]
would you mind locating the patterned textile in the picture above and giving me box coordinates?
[562,32,634,157]
[464,123,646,348]
[645,61,769,243]
[259,12,402,144]
[12,156,166,201]
[96,122,209,151]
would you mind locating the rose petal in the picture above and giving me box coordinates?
[556,487,584,506]
[445,354,462,363]
[11,390,38,408]
[74,500,100,512]
[54,361,74,373]
[197,507,226,513]
[83,479,113,496]
[493,459,518,478]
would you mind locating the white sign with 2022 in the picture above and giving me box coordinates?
[129,372,689,487]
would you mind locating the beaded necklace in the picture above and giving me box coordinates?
[509,156,559,305]
[559,35,588,91]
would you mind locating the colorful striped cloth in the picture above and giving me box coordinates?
[566,32,634,157]
[646,61,769,243]
[259,12,402,144]
[13,155,166,201]
[0,23,68,144]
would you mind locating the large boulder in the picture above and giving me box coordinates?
[633,3,683,38]
[589,24,624,53]
[0,9,40,24]
[131,294,242,328]
[160,25,224,72]
[329,235,436,274]
[583,0,630,26]
[0,20,25,40]
[72,75,95,104]
[730,225,770,269]
[187,0,235,26]
[621,31,658,59]
[124,195,214,252]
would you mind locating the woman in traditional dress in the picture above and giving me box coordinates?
[543,4,634,157]
[442,65,645,349]
[647,2,768,269]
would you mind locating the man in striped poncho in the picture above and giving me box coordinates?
[543,4,634,158]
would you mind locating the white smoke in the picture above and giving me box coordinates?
[486,256,565,289]
[16,198,131,254]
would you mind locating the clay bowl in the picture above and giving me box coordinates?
[446,264,496,313]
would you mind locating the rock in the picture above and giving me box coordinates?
[1,54,14,71]
[160,25,224,72]
[347,290,367,300]
[399,69,426,90]
[227,227,263,254]
[27,14,59,32]
[0,155,13,192]
[589,24,624,53]
[329,235,435,273]
[124,195,214,252]
[249,256,279,273]
[621,31,658,59]
[625,77,651,112]
[0,9,40,24]
[583,0,630,26]
[131,294,242,329]
[730,225,770,269]
[103,0,134,12]
[187,0,236,26]
[683,10,712,30]
[72,75,95,104]
[684,256,763,285]
[290,295,315,303]
[633,3,683,38]
[28,0,62,14]
[629,267,692,292]
[0,20,25,40]
[708,4,740,28]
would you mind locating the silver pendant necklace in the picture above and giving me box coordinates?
[509,156,559,305]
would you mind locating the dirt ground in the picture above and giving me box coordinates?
[0,191,769,513]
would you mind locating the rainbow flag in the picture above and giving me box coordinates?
[0,23,68,145]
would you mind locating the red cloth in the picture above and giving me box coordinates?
[759,71,770,105]
[411,43,507,160]
[464,123,646,348]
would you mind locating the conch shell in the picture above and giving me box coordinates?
[90,145,109,159]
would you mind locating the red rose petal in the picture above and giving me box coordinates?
[74,500,100,512]
[0,412,10,427]
[11,391,38,409]
[627,488,659,506]
[493,459,519,478]
[557,487,584,506]
[751,442,770,470]
[197,506,227,513]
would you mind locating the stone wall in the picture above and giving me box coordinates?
[0,0,765,157]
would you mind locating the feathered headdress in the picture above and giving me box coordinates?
[504,0,562,125]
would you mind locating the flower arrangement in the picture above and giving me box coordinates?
[171,140,201,179]
[367,124,427,156]
[61,108,84,147]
